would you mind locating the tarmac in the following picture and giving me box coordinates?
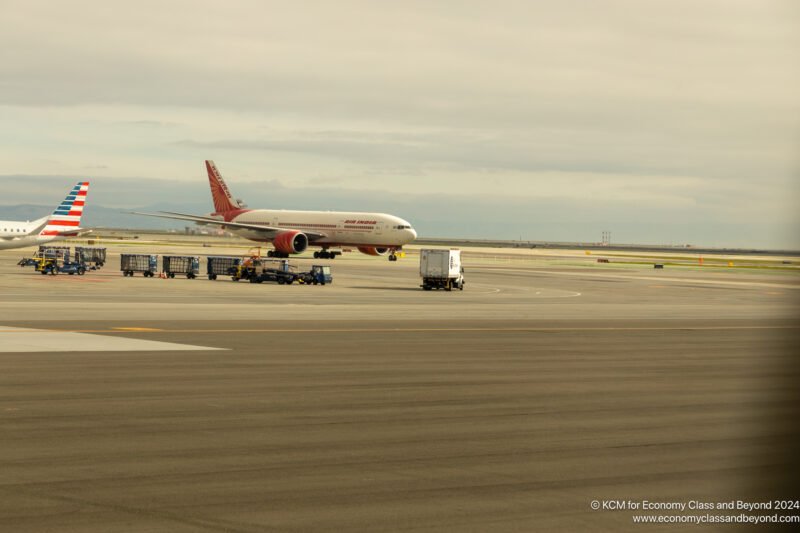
[1,242,799,531]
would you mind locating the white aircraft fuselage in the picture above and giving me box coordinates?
[0,217,50,250]
[211,208,417,249]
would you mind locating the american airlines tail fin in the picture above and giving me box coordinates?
[39,181,89,236]
[206,160,242,214]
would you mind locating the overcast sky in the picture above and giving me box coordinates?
[1,1,798,247]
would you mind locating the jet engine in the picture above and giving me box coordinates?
[357,246,390,256]
[273,230,308,254]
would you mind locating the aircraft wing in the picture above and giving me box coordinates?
[133,211,328,241]
[54,228,93,237]
[30,217,50,234]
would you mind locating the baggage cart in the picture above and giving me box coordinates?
[75,246,107,267]
[38,245,70,262]
[206,256,241,280]
[162,255,200,279]
[121,254,158,277]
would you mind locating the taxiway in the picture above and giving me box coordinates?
[1,243,798,531]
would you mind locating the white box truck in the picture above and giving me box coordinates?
[420,249,464,291]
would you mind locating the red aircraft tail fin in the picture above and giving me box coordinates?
[206,160,240,214]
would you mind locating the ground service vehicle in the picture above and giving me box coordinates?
[162,255,200,279]
[242,255,290,285]
[31,251,85,275]
[250,268,296,284]
[58,259,86,275]
[23,247,75,269]
[420,249,465,291]
[121,254,158,277]
[207,256,241,280]
[35,255,59,275]
[20,247,69,268]
[230,257,265,282]
[300,265,332,285]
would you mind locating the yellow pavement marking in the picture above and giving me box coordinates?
[112,327,164,332]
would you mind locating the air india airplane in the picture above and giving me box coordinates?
[139,161,417,260]
[0,182,91,251]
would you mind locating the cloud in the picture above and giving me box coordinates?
[0,1,797,246]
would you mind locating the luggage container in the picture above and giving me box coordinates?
[75,246,107,267]
[121,254,158,277]
[162,255,200,279]
[206,256,241,280]
[38,245,70,262]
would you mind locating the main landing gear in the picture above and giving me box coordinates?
[314,250,339,260]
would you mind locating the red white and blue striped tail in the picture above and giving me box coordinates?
[39,181,90,237]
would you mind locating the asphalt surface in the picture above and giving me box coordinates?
[1,246,799,531]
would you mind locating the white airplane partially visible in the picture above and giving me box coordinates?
[0,182,91,251]
[138,161,417,260]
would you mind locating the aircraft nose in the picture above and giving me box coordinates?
[407,227,417,241]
